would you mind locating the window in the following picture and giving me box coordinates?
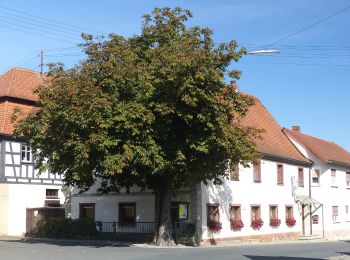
[119,203,136,226]
[277,164,284,185]
[298,168,304,187]
[230,163,239,181]
[312,169,320,185]
[253,162,261,183]
[21,145,32,162]
[332,206,339,223]
[285,206,293,219]
[230,205,241,221]
[269,205,278,220]
[251,205,261,221]
[346,205,350,221]
[331,169,336,187]
[79,203,95,220]
[46,189,59,199]
[346,172,350,188]
[171,202,189,222]
[207,204,220,224]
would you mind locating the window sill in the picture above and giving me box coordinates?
[331,186,338,188]
[346,187,350,190]
[277,184,284,186]
[333,221,340,224]
[311,184,320,187]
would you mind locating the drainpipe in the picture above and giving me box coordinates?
[309,167,312,236]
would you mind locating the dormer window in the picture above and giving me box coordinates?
[21,145,32,162]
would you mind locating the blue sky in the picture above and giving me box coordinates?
[0,0,349,151]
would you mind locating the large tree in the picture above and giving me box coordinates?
[14,7,261,245]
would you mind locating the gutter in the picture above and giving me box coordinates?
[262,153,313,167]
[326,160,350,169]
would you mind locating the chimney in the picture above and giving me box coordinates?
[230,80,239,93]
[292,126,301,133]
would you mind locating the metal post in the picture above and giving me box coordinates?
[322,204,325,238]
[40,49,44,75]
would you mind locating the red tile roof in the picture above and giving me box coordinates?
[240,96,310,165]
[283,128,350,167]
[0,67,44,101]
[0,101,34,135]
[0,67,41,135]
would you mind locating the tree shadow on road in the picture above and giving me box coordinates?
[337,251,350,256]
[243,255,324,260]
[0,237,134,248]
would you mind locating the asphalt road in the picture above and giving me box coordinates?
[0,238,350,260]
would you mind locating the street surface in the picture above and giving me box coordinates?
[0,238,350,260]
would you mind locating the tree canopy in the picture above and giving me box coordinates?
[14,7,261,245]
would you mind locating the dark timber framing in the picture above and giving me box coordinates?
[0,137,62,185]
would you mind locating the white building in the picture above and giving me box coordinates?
[284,126,350,240]
[0,68,65,237]
[71,95,316,244]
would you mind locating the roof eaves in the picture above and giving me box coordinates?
[262,153,313,167]
[326,160,350,169]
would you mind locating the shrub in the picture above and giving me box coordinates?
[286,217,296,227]
[207,221,222,232]
[230,219,244,231]
[269,218,281,228]
[34,217,97,239]
[251,218,264,230]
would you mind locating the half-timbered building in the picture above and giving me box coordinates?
[0,67,65,236]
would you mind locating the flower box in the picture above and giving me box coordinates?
[207,221,222,232]
[230,219,244,231]
[286,217,296,227]
[251,218,264,230]
[270,218,281,228]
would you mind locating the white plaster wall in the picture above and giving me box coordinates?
[5,183,65,236]
[201,159,309,240]
[285,134,350,239]
[71,193,155,222]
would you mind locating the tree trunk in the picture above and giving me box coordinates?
[153,178,175,246]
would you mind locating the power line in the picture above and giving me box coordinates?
[0,12,80,37]
[266,4,350,47]
[0,5,103,35]
[0,18,80,41]
[0,23,76,43]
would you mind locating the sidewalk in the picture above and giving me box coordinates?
[0,235,332,249]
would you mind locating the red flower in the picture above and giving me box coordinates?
[251,218,264,230]
[270,218,281,228]
[286,217,296,227]
[207,221,222,232]
[230,219,244,231]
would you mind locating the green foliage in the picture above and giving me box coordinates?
[33,218,97,239]
[14,7,261,193]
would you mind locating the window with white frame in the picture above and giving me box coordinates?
[21,145,32,162]
[332,206,339,223]
[331,169,336,187]
[346,172,350,188]
[312,169,320,185]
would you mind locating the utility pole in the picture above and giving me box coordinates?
[40,49,44,75]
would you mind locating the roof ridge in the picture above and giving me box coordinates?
[285,127,340,146]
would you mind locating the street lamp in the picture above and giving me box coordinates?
[248,49,279,55]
